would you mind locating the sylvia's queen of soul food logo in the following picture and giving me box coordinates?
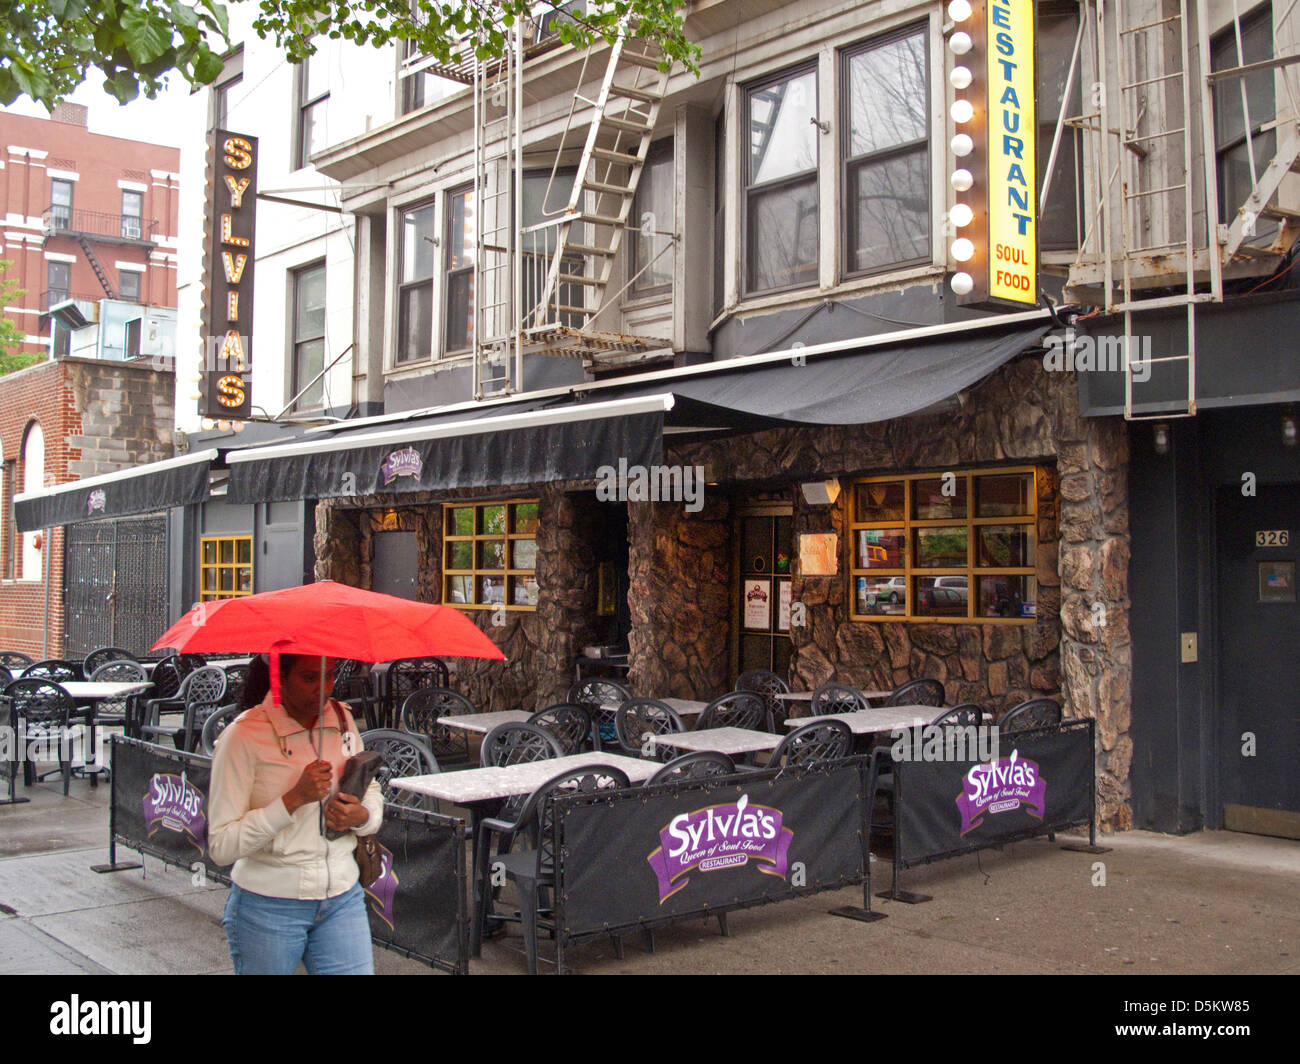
[956,749,1046,835]
[646,794,793,902]
[143,772,207,851]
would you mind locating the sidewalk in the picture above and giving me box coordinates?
[2,773,1297,975]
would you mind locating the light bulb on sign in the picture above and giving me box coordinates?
[948,0,972,21]
[951,203,974,228]
[951,133,974,157]
[950,271,974,295]
[950,66,972,90]
[232,420,246,433]
[951,99,974,124]
[952,238,975,262]
[949,31,972,56]
[201,417,215,430]
[217,420,231,432]
[951,168,974,192]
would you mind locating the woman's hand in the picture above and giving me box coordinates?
[283,760,332,814]
[325,792,370,832]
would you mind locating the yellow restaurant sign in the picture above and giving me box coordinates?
[985,0,1036,305]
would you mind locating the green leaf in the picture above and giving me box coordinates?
[120,8,172,65]
[190,47,225,83]
[171,2,200,32]
[104,70,140,104]
[49,0,89,19]
[200,0,230,42]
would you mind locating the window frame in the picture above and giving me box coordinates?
[742,61,821,298]
[291,260,327,410]
[20,422,45,581]
[120,190,143,240]
[443,185,475,355]
[1035,1,1084,252]
[840,22,933,279]
[199,535,254,601]
[210,44,244,132]
[117,268,141,303]
[49,178,73,229]
[846,466,1042,625]
[396,199,436,366]
[1211,4,1276,225]
[628,139,675,299]
[442,499,539,611]
[295,51,330,171]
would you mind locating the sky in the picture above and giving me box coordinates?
[0,72,190,150]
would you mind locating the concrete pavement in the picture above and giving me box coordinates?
[1,771,1297,976]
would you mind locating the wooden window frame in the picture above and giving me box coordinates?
[199,534,253,601]
[846,465,1041,624]
[442,499,539,611]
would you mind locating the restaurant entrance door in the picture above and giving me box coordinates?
[734,505,793,680]
[1215,482,1300,839]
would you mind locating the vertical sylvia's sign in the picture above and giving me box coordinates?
[957,1,1037,309]
[200,130,257,420]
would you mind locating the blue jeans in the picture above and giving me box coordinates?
[223,882,374,975]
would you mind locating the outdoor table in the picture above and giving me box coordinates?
[58,681,153,785]
[649,726,782,756]
[438,710,531,735]
[775,689,892,712]
[659,698,707,720]
[783,705,936,735]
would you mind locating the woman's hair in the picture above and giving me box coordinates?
[241,653,302,709]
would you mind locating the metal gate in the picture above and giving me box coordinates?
[64,515,168,658]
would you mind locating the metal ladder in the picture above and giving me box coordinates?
[75,235,116,299]
[525,24,671,334]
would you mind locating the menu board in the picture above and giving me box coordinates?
[743,578,772,629]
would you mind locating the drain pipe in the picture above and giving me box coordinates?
[42,525,51,658]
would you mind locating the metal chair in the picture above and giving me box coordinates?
[220,664,251,708]
[931,703,983,728]
[695,691,765,731]
[472,765,632,973]
[399,686,474,763]
[199,703,244,756]
[88,660,148,734]
[22,659,83,684]
[614,698,685,760]
[5,679,75,794]
[764,718,853,771]
[360,728,440,813]
[566,679,631,751]
[141,665,227,751]
[644,751,736,785]
[83,647,137,676]
[810,681,871,715]
[737,668,791,731]
[1000,698,1063,732]
[385,657,451,719]
[883,678,945,707]
[0,651,34,671]
[332,658,373,724]
[527,703,593,756]
[479,722,562,768]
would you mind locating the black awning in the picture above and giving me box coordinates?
[14,449,217,532]
[225,396,669,504]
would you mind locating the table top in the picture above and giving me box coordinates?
[783,706,936,735]
[392,751,658,804]
[651,727,782,755]
[660,698,707,717]
[774,690,892,702]
[439,710,531,734]
[60,681,153,699]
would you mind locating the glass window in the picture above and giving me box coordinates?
[293,262,326,409]
[1037,4,1084,250]
[200,535,254,600]
[713,109,727,317]
[210,45,244,131]
[745,66,819,294]
[848,468,1041,622]
[630,141,674,296]
[1213,7,1276,230]
[118,269,141,303]
[296,51,330,169]
[843,26,930,275]
[21,423,44,580]
[49,179,72,229]
[120,190,143,239]
[443,499,539,610]
[397,202,435,364]
[444,188,475,352]
[399,39,460,114]
[46,260,70,304]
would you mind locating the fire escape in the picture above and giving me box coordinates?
[1048,0,1300,419]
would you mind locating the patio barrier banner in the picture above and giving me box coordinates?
[893,719,1096,868]
[106,737,468,974]
[554,757,870,943]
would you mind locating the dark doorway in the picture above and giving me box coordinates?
[64,515,168,657]
[592,503,630,647]
[372,530,419,600]
[1215,482,1300,838]
[734,506,793,681]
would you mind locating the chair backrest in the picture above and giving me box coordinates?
[479,722,563,767]
[566,678,631,709]
[200,703,245,756]
[0,650,34,670]
[22,659,83,683]
[614,698,685,756]
[388,657,451,701]
[149,657,186,701]
[931,703,983,728]
[332,658,367,699]
[810,682,870,715]
[90,661,147,683]
[221,664,251,706]
[696,691,765,731]
[884,678,945,708]
[399,686,476,760]
[645,751,736,786]
[768,718,853,769]
[83,647,137,676]
[527,703,592,756]
[1000,698,1062,732]
[517,765,632,872]
[736,668,791,729]
[360,728,439,811]
[4,678,75,727]
[182,666,228,709]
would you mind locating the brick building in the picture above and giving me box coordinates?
[0,357,175,656]
[1,104,180,356]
